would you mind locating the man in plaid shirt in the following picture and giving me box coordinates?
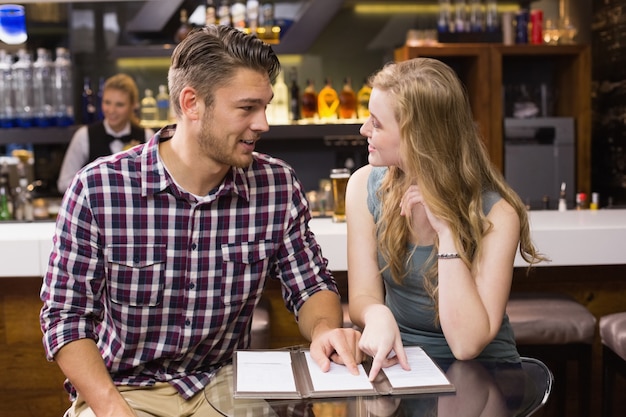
[40,25,362,417]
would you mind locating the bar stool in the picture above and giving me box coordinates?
[506,292,596,417]
[599,312,626,417]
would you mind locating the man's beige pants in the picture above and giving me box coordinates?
[65,365,278,417]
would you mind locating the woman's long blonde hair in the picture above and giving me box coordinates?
[373,58,545,309]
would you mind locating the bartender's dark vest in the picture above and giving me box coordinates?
[87,122,146,164]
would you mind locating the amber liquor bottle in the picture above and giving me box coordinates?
[338,77,357,119]
[174,9,192,43]
[357,78,372,120]
[301,79,317,119]
[318,78,339,121]
[206,0,217,26]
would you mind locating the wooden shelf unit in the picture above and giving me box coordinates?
[394,44,592,195]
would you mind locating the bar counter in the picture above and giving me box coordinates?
[1,209,625,277]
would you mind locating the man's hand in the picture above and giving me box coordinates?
[308,327,363,375]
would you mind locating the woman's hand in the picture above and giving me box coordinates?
[358,305,410,381]
[400,185,451,237]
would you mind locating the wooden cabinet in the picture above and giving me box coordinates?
[394,44,592,195]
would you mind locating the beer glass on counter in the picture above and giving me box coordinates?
[330,168,350,223]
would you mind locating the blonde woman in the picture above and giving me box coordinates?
[346,58,546,381]
[57,73,154,192]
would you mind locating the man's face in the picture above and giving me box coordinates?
[198,67,274,169]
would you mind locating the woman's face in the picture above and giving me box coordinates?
[102,88,135,132]
[360,88,403,168]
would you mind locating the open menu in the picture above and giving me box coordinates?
[233,345,455,399]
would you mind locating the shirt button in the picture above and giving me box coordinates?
[191,243,197,250]
[133,256,140,264]
[185,319,191,326]
[188,282,195,290]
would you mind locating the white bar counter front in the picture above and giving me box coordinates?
[1,209,626,277]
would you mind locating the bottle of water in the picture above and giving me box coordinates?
[52,47,74,127]
[32,48,54,127]
[140,88,157,126]
[454,0,468,33]
[485,0,498,32]
[11,48,34,128]
[0,50,14,128]
[437,0,452,33]
[156,84,170,125]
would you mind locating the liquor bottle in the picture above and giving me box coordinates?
[576,192,587,210]
[259,0,274,28]
[454,0,468,33]
[81,77,97,124]
[289,69,300,122]
[301,79,317,120]
[140,88,158,126]
[356,79,371,120]
[231,0,246,30]
[174,9,192,43]
[218,0,232,27]
[317,78,339,121]
[0,175,11,220]
[246,0,259,34]
[0,161,12,220]
[469,0,483,32]
[12,163,33,222]
[558,182,567,212]
[206,0,217,26]
[156,84,170,125]
[0,50,14,128]
[32,48,54,127]
[258,0,274,39]
[338,77,357,120]
[530,9,543,45]
[269,70,289,125]
[485,0,498,32]
[11,48,34,128]
[515,8,530,44]
[437,0,452,33]
[52,47,74,127]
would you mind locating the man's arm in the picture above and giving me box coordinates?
[54,339,137,417]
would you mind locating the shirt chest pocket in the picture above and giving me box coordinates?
[221,240,276,305]
[106,244,167,307]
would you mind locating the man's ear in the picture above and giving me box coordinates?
[179,87,201,121]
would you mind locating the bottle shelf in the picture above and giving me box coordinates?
[0,126,80,146]
[0,123,364,146]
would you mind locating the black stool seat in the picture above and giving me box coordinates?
[507,292,596,344]
[506,292,596,417]
[600,312,626,361]
[600,312,626,417]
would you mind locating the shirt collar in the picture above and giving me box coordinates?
[139,125,251,201]
[103,119,132,137]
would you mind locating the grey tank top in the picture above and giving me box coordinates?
[367,167,519,362]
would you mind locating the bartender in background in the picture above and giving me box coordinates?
[56,73,154,193]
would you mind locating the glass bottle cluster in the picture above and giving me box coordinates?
[268,72,372,126]
[0,47,74,129]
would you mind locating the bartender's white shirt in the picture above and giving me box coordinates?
[56,121,153,193]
